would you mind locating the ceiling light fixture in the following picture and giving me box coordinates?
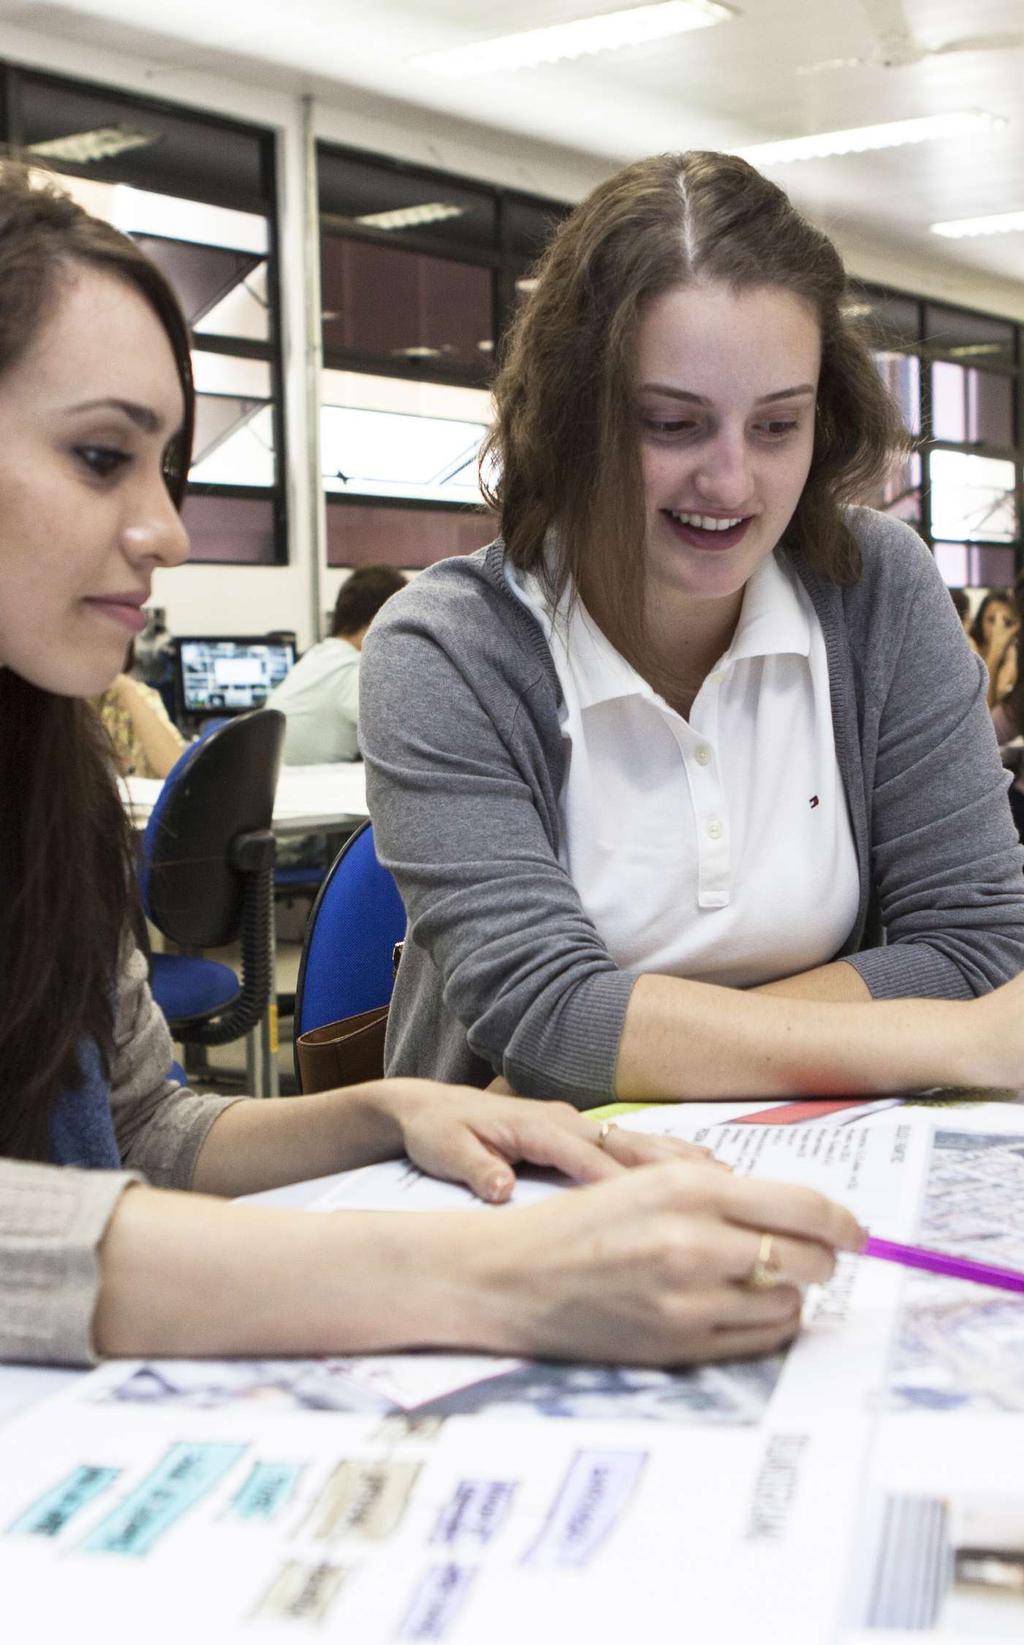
[416,1,735,77]
[738,110,1004,167]
[946,343,1008,357]
[930,208,1024,239]
[28,124,158,165]
[355,202,464,231]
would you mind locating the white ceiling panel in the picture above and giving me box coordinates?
[1,0,1021,310]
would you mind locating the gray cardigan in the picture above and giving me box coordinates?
[360,508,1024,1105]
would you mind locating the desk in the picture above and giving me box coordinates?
[1,1101,1022,1643]
[125,763,369,1099]
[123,759,369,836]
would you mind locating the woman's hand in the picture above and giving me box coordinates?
[412,1160,866,1367]
[95,1159,862,1367]
[371,1079,721,1202]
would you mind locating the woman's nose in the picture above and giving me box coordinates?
[693,435,752,509]
[122,480,190,570]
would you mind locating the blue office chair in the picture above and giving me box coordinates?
[293,819,406,1088]
[139,710,284,1072]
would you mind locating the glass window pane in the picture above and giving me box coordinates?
[929,450,1018,543]
[932,542,969,587]
[933,544,1018,589]
[190,354,274,487]
[924,303,1015,367]
[321,370,491,504]
[503,194,571,262]
[318,147,496,253]
[42,175,271,345]
[19,71,270,211]
[48,174,268,253]
[969,546,1017,586]
[130,234,267,339]
[858,449,922,526]
[931,363,1014,448]
[195,259,270,340]
[848,291,919,352]
[320,236,493,373]
[327,502,496,569]
[874,351,921,435]
[181,492,277,564]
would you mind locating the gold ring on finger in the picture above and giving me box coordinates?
[595,1120,617,1151]
[744,1231,784,1291]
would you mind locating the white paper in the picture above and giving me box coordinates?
[2,1118,1022,1643]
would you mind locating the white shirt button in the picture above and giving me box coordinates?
[695,744,711,766]
[706,818,723,840]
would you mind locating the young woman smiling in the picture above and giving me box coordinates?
[0,165,868,1371]
[359,150,1024,1105]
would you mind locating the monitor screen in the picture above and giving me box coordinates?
[177,636,296,716]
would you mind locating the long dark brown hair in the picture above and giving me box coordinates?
[482,150,909,677]
[0,163,194,1159]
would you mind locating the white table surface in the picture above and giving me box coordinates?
[123,760,368,837]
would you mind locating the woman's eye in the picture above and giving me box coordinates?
[75,445,131,478]
[756,420,799,439]
[641,416,700,437]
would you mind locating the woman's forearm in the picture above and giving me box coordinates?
[92,1161,866,1365]
[189,1084,408,1198]
[615,972,974,1100]
[753,959,871,1003]
[93,1184,481,1357]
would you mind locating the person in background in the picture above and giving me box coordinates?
[0,165,863,1371]
[990,632,1024,841]
[988,627,1019,710]
[94,641,186,778]
[948,585,972,640]
[267,565,406,765]
[969,588,1018,677]
[360,149,1024,1107]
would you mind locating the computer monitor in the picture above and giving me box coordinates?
[176,635,297,717]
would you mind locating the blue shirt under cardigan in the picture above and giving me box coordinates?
[49,1038,120,1168]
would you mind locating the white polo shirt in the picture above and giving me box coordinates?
[507,551,859,987]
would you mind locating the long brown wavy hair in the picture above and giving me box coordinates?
[0,163,194,1159]
[482,150,909,676]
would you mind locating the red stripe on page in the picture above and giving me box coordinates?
[731,1099,876,1125]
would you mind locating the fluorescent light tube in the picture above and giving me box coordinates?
[739,111,1003,166]
[417,1,736,77]
[931,208,1024,239]
[355,202,464,231]
[29,124,157,165]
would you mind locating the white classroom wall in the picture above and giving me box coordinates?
[3,17,1024,647]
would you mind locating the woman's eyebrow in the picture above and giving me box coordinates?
[637,382,816,404]
[63,396,164,433]
[755,384,816,405]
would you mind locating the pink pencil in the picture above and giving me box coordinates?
[863,1236,1024,1295]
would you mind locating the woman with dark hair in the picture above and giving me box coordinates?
[970,588,1017,680]
[991,634,1024,840]
[360,150,1024,1105]
[1,165,864,1368]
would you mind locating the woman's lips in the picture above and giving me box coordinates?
[85,598,149,634]
[663,512,752,551]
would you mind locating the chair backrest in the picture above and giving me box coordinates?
[140,709,285,949]
[294,820,407,1040]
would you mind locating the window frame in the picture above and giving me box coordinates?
[2,60,289,567]
[859,280,1023,572]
